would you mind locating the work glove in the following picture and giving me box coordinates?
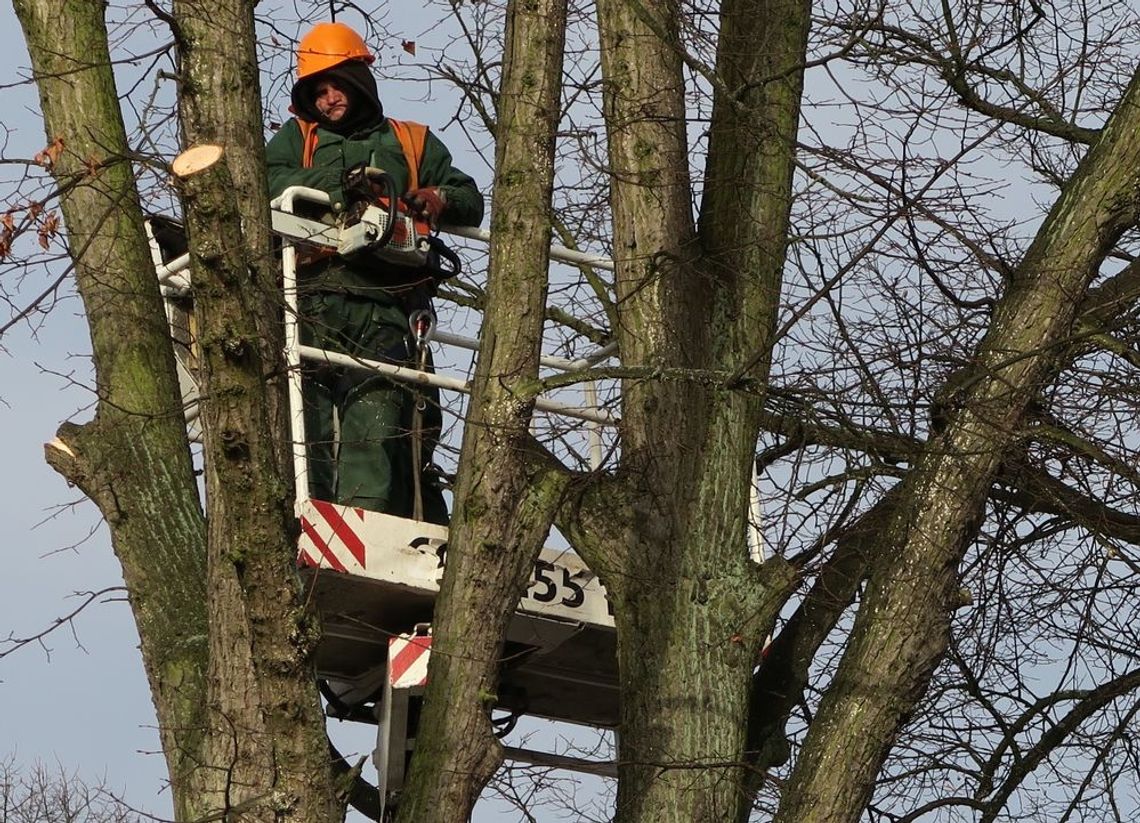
[404,187,447,227]
[341,162,375,203]
[342,162,395,203]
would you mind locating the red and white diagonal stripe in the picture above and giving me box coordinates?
[389,633,432,689]
[297,499,368,573]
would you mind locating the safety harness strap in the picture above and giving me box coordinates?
[298,117,428,187]
[386,119,428,192]
[299,119,320,167]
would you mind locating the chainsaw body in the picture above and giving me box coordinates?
[337,202,432,268]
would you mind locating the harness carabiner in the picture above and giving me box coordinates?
[409,309,436,349]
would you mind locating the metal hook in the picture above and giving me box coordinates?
[408,308,436,346]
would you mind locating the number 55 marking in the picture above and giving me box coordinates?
[532,559,586,608]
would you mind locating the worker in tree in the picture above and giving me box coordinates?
[266,21,484,523]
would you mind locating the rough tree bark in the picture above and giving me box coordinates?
[172,142,337,818]
[171,0,291,473]
[170,0,340,816]
[395,0,570,819]
[573,0,806,819]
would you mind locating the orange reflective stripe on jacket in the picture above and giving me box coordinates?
[299,119,320,167]
[299,117,428,191]
[386,119,428,192]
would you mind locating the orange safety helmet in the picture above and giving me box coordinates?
[296,22,375,80]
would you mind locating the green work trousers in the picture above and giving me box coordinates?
[300,289,448,524]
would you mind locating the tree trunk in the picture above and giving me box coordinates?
[395,0,570,819]
[171,0,291,477]
[12,1,208,817]
[171,7,342,807]
[590,0,807,819]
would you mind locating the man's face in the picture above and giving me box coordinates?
[314,79,350,122]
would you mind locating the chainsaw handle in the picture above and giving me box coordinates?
[365,169,399,249]
[424,235,462,281]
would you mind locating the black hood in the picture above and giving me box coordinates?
[291,61,384,135]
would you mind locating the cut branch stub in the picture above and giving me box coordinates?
[172,144,225,179]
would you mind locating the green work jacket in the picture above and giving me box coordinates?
[266,117,483,223]
[266,117,484,296]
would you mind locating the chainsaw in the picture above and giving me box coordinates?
[270,164,461,281]
[337,164,432,265]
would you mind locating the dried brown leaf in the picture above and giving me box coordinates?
[34,136,65,169]
[37,211,59,250]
